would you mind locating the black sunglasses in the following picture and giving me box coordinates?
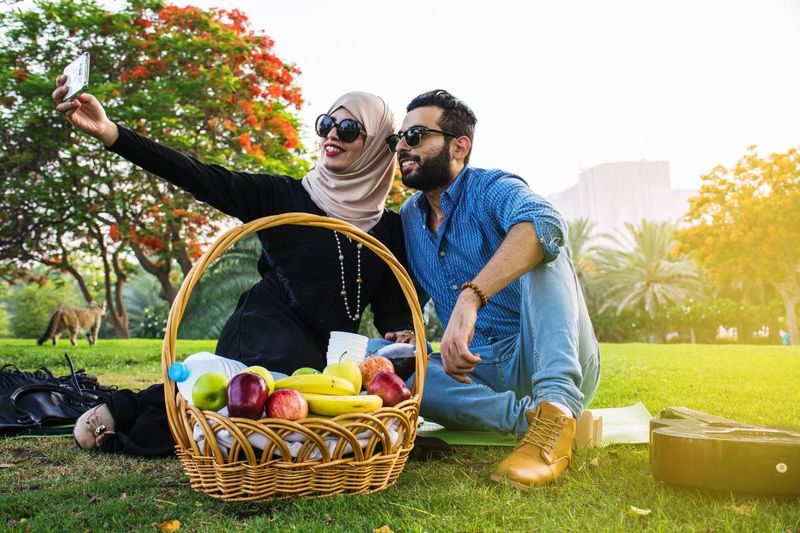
[315,114,366,143]
[385,126,457,153]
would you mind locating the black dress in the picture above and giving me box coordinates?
[97,125,413,456]
[108,125,412,374]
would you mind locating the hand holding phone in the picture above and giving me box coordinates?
[54,52,118,146]
[63,52,90,102]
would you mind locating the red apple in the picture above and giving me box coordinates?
[227,372,269,419]
[266,389,308,421]
[367,371,411,407]
[359,356,394,390]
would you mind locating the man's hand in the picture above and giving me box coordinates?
[384,330,415,344]
[439,289,482,383]
[53,74,119,146]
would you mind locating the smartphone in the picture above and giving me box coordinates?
[63,52,90,102]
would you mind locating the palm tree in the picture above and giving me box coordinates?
[179,234,262,339]
[566,217,601,290]
[594,220,701,323]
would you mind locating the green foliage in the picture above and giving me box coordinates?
[178,234,261,339]
[590,308,650,343]
[6,278,83,338]
[679,146,800,344]
[121,268,166,335]
[591,220,701,319]
[566,218,600,275]
[0,284,9,337]
[566,217,602,307]
[567,215,790,344]
[0,0,309,336]
[134,305,168,338]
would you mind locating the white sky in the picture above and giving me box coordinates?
[163,1,798,194]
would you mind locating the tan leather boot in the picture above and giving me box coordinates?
[490,402,576,488]
[73,404,115,450]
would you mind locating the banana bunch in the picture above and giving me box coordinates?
[274,374,383,416]
[274,374,355,396]
[302,393,383,416]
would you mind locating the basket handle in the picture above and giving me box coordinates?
[161,213,428,440]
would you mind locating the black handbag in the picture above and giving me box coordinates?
[0,353,115,437]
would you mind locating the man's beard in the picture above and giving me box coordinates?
[400,145,452,192]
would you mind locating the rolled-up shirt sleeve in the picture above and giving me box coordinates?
[482,174,566,263]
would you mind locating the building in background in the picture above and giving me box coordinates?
[548,160,696,237]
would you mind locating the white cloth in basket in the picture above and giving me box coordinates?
[192,407,404,461]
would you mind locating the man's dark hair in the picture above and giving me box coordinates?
[407,90,477,164]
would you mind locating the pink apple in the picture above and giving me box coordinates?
[367,371,411,407]
[227,372,269,419]
[360,356,394,390]
[266,389,308,421]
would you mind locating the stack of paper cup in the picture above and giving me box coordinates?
[326,331,369,366]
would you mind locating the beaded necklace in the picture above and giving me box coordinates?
[333,231,362,321]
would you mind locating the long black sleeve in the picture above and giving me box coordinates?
[106,124,302,222]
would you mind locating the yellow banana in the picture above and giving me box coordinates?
[302,392,383,416]
[274,374,356,396]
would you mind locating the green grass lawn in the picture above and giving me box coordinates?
[0,339,798,532]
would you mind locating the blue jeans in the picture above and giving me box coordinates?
[386,249,600,438]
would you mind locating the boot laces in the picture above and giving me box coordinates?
[519,416,563,453]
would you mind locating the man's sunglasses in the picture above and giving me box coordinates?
[315,114,366,143]
[385,126,457,153]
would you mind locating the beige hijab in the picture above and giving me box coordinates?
[301,92,396,232]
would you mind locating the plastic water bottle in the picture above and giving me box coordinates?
[168,352,247,404]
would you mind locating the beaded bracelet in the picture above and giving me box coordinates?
[460,281,488,308]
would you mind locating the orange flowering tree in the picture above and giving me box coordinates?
[0,0,307,336]
[385,168,414,212]
[678,146,800,344]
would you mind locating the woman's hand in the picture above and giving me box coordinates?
[53,74,119,146]
[384,329,415,344]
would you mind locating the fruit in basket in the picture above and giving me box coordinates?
[359,355,394,389]
[292,367,321,376]
[227,372,269,419]
[302,393,382,416]
[243,366,275,394]
[367,371,411,407]
[266,389,308,420]
[192,372,229,411]
[274,374,356,395]
[323,360,362,393]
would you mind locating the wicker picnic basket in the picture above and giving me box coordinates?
[161,213,427,501]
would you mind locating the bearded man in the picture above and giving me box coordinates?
[389,90,600,488]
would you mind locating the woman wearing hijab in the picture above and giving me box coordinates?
[54,80,415,454]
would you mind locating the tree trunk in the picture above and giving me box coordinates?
[111,250,130,338]
[104,300,130,339]
[130,243,179,305]
[773,282,799,346]
[95,226,130,338]
[785,298,799,346]
[59,262,94,304]
[174,241,194,278]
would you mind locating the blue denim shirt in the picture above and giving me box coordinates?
[400,167,567,348]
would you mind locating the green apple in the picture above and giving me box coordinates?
[323,360,362,392]
[192,371,229,411]
[243,365,275,395]
[292,367,321,376]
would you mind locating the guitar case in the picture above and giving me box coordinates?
[650,406,800,496]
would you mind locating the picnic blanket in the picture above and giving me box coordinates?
[417,402,653,447]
